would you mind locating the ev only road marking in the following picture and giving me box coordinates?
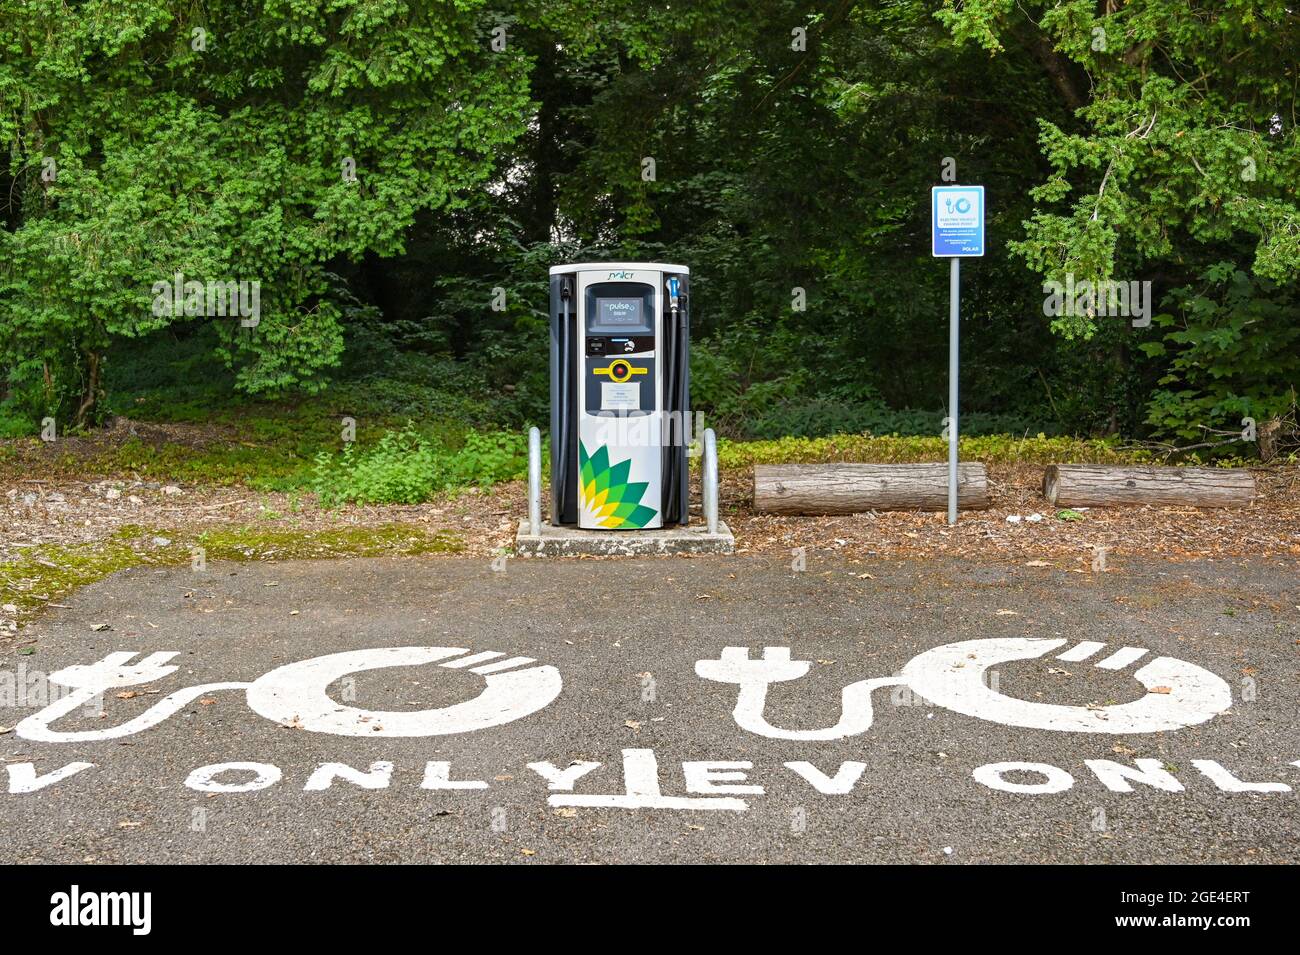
[4,636,1284,810]
[15,637,1232,744]
[15,646,561,742]
[695,638,1232,738]
[8,753,1299,807]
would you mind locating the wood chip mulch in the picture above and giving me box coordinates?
[3,463,1295,572]
[721,464,1299,568]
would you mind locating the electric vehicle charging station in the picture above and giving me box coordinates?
[549,262,690,531]
[515,262,731,555]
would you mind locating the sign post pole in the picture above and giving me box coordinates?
[931,185,984,527]
[948,257,959,526]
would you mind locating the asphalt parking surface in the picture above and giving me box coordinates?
[2,553,1297,863]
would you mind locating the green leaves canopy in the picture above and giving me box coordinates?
[3,0,1296,448]
[0,0,530,417]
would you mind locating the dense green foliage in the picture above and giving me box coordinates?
[2,1,1296,463]
[942,0,1300,441]
[311,426,528,505]
[1,0,529,425]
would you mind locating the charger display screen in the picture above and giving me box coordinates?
[585,281,653,336]
[595,298,643,326]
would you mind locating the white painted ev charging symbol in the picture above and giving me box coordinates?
[16,647,562,743]
[899,638,1231,734]
[245,647,560,736]
[695,638,1232,739]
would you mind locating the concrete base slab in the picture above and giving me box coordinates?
[515,519,735,556]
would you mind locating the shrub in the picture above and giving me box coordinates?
[438,430,530,489]
[310,427,530,506]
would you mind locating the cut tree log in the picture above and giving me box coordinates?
[1042,464,1255,508]
[753,463,989,515]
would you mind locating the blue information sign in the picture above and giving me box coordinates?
[931,186,985,257]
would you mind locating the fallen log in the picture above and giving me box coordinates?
[1042,464,1255,508]
[753,463,989,515]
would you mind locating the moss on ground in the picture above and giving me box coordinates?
[0,534,145,620]
[713,433,1255,469]
[192,524,461,560]
[0,523,462,625]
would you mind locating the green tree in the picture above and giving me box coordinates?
[939,0,1300,440]
[0,0,531,427]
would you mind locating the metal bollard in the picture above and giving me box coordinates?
[703,428,718,535]
[527,426,541,536]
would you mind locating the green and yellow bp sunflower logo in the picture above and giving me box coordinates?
[579,442,658,529]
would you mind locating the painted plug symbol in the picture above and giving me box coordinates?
[697,638,1234,741]
[49,651,181,690]
[694,647,810,685]
[695,648,897,741]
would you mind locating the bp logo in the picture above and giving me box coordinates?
[579,441,658,529]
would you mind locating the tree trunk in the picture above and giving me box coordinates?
[753,463,989,515]
[1042,465,1256,508]
[73,350,101,428]
[1021,28,1087,113]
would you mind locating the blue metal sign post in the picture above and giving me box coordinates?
[931,186,985,525]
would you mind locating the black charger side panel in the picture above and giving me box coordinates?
[661,271,690,526]
[549,272,578,525]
